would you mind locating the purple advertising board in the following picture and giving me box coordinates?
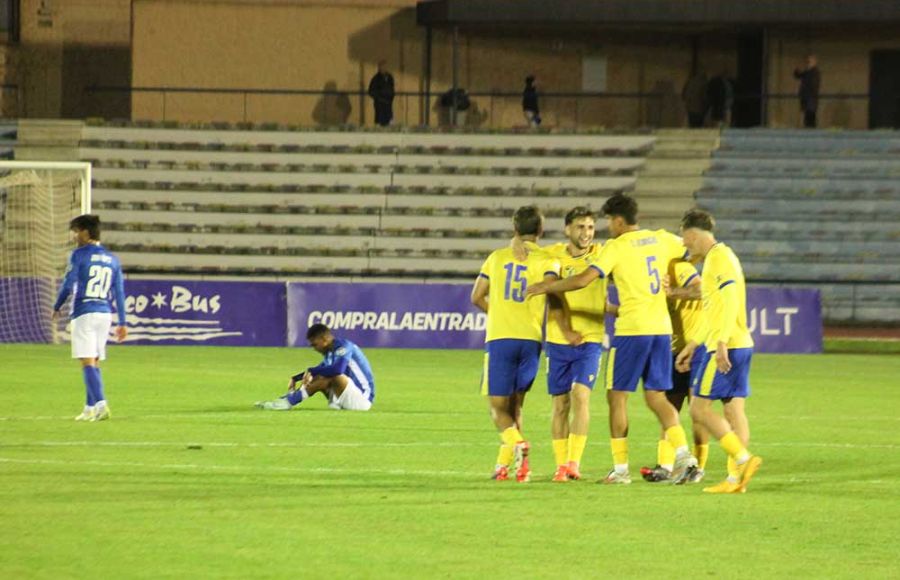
[288,282,821,353]
[116,279,286,346]
[746,287,822,353]
[287,282,486,349]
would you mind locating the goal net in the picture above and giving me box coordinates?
[0,161,92,343]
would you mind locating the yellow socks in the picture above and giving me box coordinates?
[657,439,676,471]
[496,444,514,467]
[719,431,750,463]
[726,456,740,483]
[664,425,689,454]
[694,444,710,470]
[501,426,524,447]
[552,439,568,467]
[568,433,587,466]
[611,437,629,472]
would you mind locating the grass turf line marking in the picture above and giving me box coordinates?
[0,456,893,486]
[0,456,476,478]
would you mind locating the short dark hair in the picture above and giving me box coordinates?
[306,323,331,340]
[70,214,101,240]
[564,206,594,225]
[525,75,535,85]
[600,194,638,225]
[513,205,543,236]
[681,209,716,232]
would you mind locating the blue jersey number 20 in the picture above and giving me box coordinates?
[503,263,528,302]
[646,256,661,295]
[85,265,113,299]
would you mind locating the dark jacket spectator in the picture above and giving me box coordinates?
[707,74,733,127]
[368,61,395,127]
[794,55,821,128]
[682,71,708,128]
[522,75,541,127]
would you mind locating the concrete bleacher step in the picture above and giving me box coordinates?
[81,147,645,173]
[83,126,657,154]
[638,158,711,177]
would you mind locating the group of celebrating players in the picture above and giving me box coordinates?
[472,194,762,493]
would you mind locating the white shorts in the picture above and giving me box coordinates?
[71,312,112,360]
[327,378,372,411]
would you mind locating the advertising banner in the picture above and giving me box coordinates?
[287,282,486,349]
[288,282,821,353]
[115,279,286,346]
[746,287,822,353]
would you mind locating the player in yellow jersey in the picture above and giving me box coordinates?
[640,260,710,483]
[471,205,561,483]
[527,194,697,485]
[675,209,762,493]
[542,207,607,482]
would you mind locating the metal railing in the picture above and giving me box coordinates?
[85,85,668,128]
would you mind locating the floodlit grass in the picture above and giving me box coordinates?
[1,344,898,578]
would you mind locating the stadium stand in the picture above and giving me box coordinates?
[73,123,707,278]
[697,129,900,323]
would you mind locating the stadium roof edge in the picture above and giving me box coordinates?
[416,0,900,28]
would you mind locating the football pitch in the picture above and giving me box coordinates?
[2,344,898,578]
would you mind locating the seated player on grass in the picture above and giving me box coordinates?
[256,323,374,411]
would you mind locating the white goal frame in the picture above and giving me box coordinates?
[0,160,92,213]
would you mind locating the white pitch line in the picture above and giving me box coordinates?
[0,456,476,478]
[0,457,892,487]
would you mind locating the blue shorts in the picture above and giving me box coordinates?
[546,342,603,396]
[481,339,542,397]
[692,347,753,400]
[603,335,672,392]
[671,345,708,394]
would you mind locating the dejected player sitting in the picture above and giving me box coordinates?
[256,324,374,411]
[52,215,127,422]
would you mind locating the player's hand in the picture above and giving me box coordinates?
[715,342,731,374]
[675,343,696,373]
[114,325,127,343]
[563,329,584,346]
[605,301,619,316]
[662,274,673,297]
[51,310,61,323]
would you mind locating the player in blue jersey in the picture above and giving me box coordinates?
[256,323,375,411]
[52,215,127,422]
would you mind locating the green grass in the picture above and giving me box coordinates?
[824,337,900,355]
[1,344,898,579]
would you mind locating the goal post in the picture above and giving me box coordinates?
[0,161,92,343]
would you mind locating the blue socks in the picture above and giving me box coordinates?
[82,366,105,406]
[285,386,309,406]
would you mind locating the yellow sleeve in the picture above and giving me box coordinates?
[688,315,709,346]
[663,230,688,262]
[592,240,617,278]
[479,252,493,280]
[709,250,739,344]
[673,261,699,288]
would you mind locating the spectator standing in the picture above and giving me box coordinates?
[522,75,541,127]
[794,54,821,128]
[368,60,395,127]
[707,72,733,128]
[682,70,708,128]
